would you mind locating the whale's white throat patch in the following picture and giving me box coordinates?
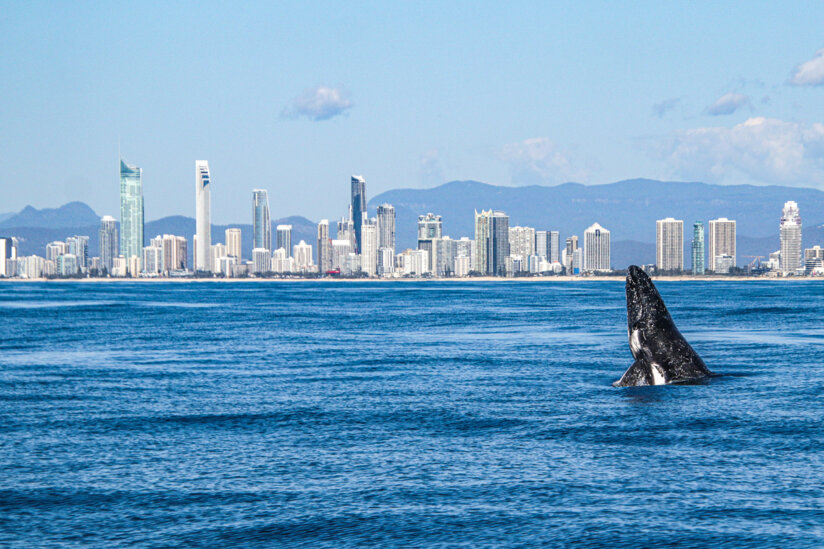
[630,329,642,357]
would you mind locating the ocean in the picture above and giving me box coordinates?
[1,280,823,547]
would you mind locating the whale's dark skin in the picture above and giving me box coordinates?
[614,265,713,387]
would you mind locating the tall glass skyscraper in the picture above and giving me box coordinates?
[119,158,144,261]
[692,221,705,275]
[195,160,212,272]
[351,175,367,253]
[252,189,271,252]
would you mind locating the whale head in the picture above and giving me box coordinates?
[625,265,675,358]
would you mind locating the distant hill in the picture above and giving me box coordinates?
[0,212,14,223]
[369,179,824,266]
[0,201,100,229]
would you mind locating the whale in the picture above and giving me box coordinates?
[613,265,713,387]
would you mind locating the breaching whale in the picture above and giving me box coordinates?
[613,265,713,387]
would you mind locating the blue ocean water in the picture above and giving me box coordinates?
[1,280,823,548]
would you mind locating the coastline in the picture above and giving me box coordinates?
[2,275,822,283]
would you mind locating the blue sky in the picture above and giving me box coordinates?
[2,1,824,223]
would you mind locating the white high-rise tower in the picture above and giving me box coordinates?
[99,215,118,274]
[708,218,736,272]
[656,218,683,272]
[195,160,212,272]
[780,201,802,274]
[583,222,610,272]
[377,204,396,254]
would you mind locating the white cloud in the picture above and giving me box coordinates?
[789,49,824,86]
[419,148,443,186]
[704,92,750,116]
[501,137,587,184]
[653,117,824,187]
[282,86,353,121]
[652,98,679,118]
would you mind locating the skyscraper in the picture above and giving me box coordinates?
[708,218,736,272]
[583,223,610,272]
[99,216,118,274]
[378,247,395,276]
[564,235,578,274]
[780,201,802,274]
[337,215,356,252]
[195,160,212,272]
[331,239,352,272]
[210,243,227,274]
[119,158,144,261]
[509,226,536,269]
[433,236,458,276]
[351,175,367,253]
[488,211,510,276]
[549,231,561,263]
[0,237,16,277]
[565,236,578,256]
[417,213,443,272]
[252,248,269,274]
[46,241,66,262]
[317,220,331,274]
[474,211,490,274]
[66,236,89,270]
[692,222,705,275]
[377,204,396,254]
[175,236,188,271]
[276,225,292,256]
[142,245,162,275]
[535,231,549,258]
[361,218,378,276]
[225,228,242,260]
[157,234,186,271]
[252,190,271,252]
[656,218,683,272]
[293,241,314,271]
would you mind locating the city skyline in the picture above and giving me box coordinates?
[1,152,822,278]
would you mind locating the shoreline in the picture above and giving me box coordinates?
[1,275,822,283]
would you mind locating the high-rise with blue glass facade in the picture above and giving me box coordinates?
[692,221,705,275]
[351,175,366,253]
[252,189,271,252]
[119,158,144,262]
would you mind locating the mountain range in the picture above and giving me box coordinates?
[2,179,823,268]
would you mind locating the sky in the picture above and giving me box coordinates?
[2,1,824,224]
